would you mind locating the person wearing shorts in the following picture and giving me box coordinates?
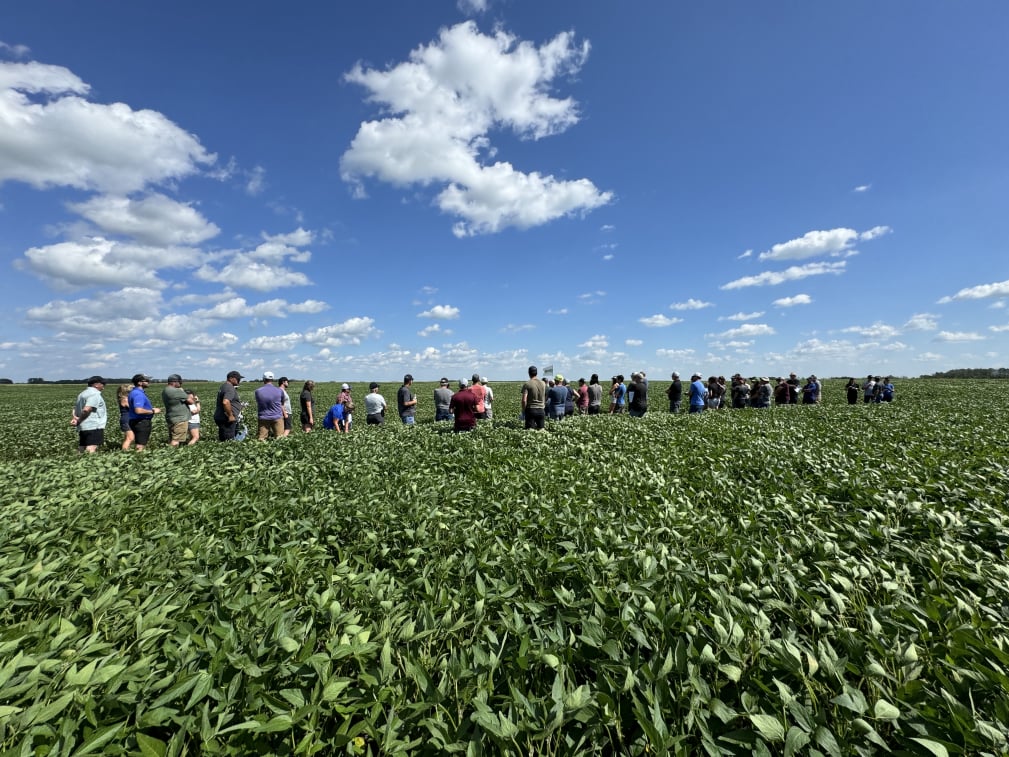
[71,376,107,453]
[125,373,160,450]
[162,373,191,447]
[255,371,285,440]
[186,391,201,444]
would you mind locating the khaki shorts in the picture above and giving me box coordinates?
[169,420,189,444]
[257,418,284,440]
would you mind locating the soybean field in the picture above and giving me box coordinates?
[2,379,1008,755]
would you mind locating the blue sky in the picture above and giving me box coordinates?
[2,1,1008,382]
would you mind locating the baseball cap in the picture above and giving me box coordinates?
[440,377,449,385]
[458,378,468,388]
[87,375,105,386]
[227,370,244,381]
[369,381,380,390]
[167,373,182,383]
[555,374,564,382]
[132,373,151,384]
[262,371,274,381]
[672,371,679,378]
[480,376,488,383]
[341,383,350,390]
[404,374,413,383]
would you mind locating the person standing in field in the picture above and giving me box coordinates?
[522,365,546,429]
[162,373,191,447]
[576,377,589,414]
[186,390,201,444]
[116,383,133,446]
[398,374,417,425]
[862,375,875,404]
[753,377,772,408]
[434,378,453,422]
[449,378,479,432]
[547,375,568,421]
[278,377,293,436]
[300,380,316,432]
[689,372,708,413]
[365,381,387,424]
[481,377,494,420]
[124,373,160,451]
[881,376,895,402]
[255,371,285,440]
[470,373,487,419]
[587,374,603,415]
[71,375,107,453]
[845,378,859,405]
[802,375,820,404]
[628,372,648,417]
[787,372,801,404]
[337,383,354,430]
[706,376,722,410]
[214,370,244,441]
[666,372,682,413]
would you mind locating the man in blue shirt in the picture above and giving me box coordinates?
[689,372,708,414]
[124,373,160,450]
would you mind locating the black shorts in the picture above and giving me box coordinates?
[119,409,130,432]
[79,429,104,448]
[284,416,292,431]
[129,417,152,445]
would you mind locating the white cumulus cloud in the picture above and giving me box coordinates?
[340,21,612,236]
[773,294,812,307]
[713,323,776,339]
[419,304,460,319]
[68,193,220,246]
[938,279,1009,303]
[933,331,984,342]
[639,314,684,328]
[670,298,713,311]
[721,261,846,290]
[0,60,215,193]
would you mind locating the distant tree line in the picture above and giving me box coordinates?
[21,378,209,385]
[922,368,1009,379]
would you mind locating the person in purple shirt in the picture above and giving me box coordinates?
[255,371,285,439]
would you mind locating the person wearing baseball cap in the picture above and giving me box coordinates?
[688,372,707,413]
[667,372,683,414]
[254,371,284,440]
[71,376,107,453]
[214,370,245,441]
[162,373,191,447]
[365,381,387,424]
[434,377,453,422]
[449,378,479,432]
[398,374,417,425]
[123,373,160,450]
[337,382,354,431]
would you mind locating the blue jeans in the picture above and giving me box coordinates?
[401,414,415,425]
[689,405,704,414]
[435,409,453,422]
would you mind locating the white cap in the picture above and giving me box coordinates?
[341,383,350,390]
[262,371,275,381]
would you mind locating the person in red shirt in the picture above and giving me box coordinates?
[449,379,479,432]
[469,372,487,419]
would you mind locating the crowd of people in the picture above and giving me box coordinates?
[68,367,896,452]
